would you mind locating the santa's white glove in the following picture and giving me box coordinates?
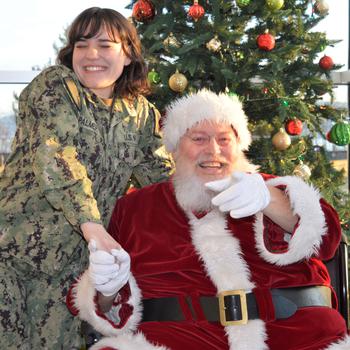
[205,171,271,218]
[88,240,131,297]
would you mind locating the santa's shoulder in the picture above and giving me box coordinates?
[119,180,172,206]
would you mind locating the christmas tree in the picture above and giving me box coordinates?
[127,0,350,236]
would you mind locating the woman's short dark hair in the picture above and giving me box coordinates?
[57,7,150,98]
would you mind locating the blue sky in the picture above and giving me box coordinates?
[0,0,348,115]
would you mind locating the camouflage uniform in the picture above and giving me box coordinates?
[0,65,172,350]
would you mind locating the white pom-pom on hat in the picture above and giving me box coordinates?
[162,89,252,152]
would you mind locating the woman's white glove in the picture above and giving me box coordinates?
[88,240,131,297]
[205,171,271,218]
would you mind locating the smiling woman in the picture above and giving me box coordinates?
[0,6,172,350]
[58,7,147,99]
[72,31,131,99]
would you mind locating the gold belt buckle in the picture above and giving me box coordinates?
[218,290,248,326]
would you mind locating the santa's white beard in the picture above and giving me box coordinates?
[173,171,215,212]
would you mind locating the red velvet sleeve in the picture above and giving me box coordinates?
[263,197,341,261]
[317,198,342,260]
[108,199,122,241]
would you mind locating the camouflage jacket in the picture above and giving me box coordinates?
[0,65,172,274]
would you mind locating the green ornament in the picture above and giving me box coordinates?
[233,51,244,61]
[280,99,289,107]
[329,122,350,146]
[236,0,250,7]
[297,155,305,162]
[228,91,238,97]
[225,87,238,97]
[148,69,161,85]
[266,0,284,10]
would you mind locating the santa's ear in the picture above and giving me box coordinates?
[171,149,179,161]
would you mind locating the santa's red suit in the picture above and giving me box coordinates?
[67,174,350,350]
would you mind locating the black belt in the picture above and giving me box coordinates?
[142,286,332,326]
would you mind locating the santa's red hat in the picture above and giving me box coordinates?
[162,89,251,152]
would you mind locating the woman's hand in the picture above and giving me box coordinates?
[87,239,131,311]
[88,239,130,296]
[81,222,121,251]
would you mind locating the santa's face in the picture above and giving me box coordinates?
[173,120,239,183]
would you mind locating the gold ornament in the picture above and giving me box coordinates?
[163,32,181,52]
[293,162,311,180]
[169,70,188,92]
[314,0,329,16]
[266,0,284,10]
[272,128,291,150]
[206,35,222,52]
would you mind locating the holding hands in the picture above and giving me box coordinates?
[88,239,130,297]
[205,171,271,218]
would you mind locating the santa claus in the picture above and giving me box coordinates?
[67,89,350,350]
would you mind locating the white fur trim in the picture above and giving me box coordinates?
[188,210,268,350]
[255,176,327,265]
[90,332,169,350]
[189,211,254,291]
[72,271,142,337]
[225,320,268,350]
[163,89,252,152]
[322,335,350,350]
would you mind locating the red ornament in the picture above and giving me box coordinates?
[326,131,331,141]
[188,1,205,21]
[132,0,155,22]
[319,55,334,70]
[257,32,275,51]
[285,119,303,136]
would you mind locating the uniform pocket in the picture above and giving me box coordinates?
[115,128,140,166]
[118,140,141,166]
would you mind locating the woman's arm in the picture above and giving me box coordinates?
[133,99,173,186]
[81,222,120,251]
[29,66,103,232]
